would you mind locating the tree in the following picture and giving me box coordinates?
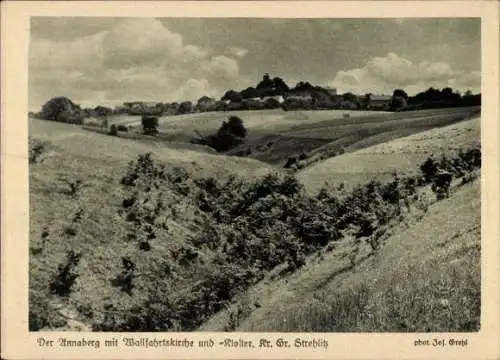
[142,116,159,135]
[39,97,85,124]
[222,90,243,103]
[178,101,193,114]
[273,77,290,94]
[392,89,408,100]
[390,96,407,111]
[240,87,258,99]
[362,93,372,109]
[256,73,275,90]
[200,116,248,152]
[342,92,358,103]
[218,116,247,138]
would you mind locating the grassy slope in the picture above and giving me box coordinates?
[200,177,480,332]
[30,118,276,179]
[298,115,480,194]
[29,118,276,330]
[228,106,479,165]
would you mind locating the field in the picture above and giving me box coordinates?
[227,107,479,165]
[298,115,481,193]
[28,106,481,333]
[108,109,390,137]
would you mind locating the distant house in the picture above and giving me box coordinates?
[242,97,263,109]
[261,95,285,104]
[286,91,313,102]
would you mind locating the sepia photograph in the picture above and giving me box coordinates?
[28,16,482,333]
[2,1,499,359]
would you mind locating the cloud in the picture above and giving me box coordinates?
[329,52,480,95]
[29,19,245,110]
[229,47,249,58]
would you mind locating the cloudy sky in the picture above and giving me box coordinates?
[29,17,480,111]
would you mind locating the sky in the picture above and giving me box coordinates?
[29,17,481,111]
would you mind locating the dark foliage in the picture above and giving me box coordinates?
[196,116,248,152]
[29,138,50,164]
[221,90,243,103]
[50,250,81,297]
[419,146,481,198]
[142,116,159,135]
[39,97,86,124]
[405,87,481,110]
[111,257,136,295]
[108,124,118,136]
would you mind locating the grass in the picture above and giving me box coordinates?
[267,256,480,332]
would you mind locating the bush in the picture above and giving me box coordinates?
[50,250,81,297]
[420,146,481,200]
[108,124,118,136]
[142,116,159,135]
[111,257,136,295]
[29,138,50,164]
[199,116,248,152]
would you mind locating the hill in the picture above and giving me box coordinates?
[107,107,479,168]
[29,118,276,180]
[298,115,480,194]
[201,177,480,332]
[224,107,479,165]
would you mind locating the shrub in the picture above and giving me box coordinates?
[111,257,136,295]
[420,157,438,183]
[29,138,50,164]
[63,225,78,237]
[29,290,50,331]
[201,116,248,152]
[50,250,81,297]
[108,124,118,136]
[142,116,159,135]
